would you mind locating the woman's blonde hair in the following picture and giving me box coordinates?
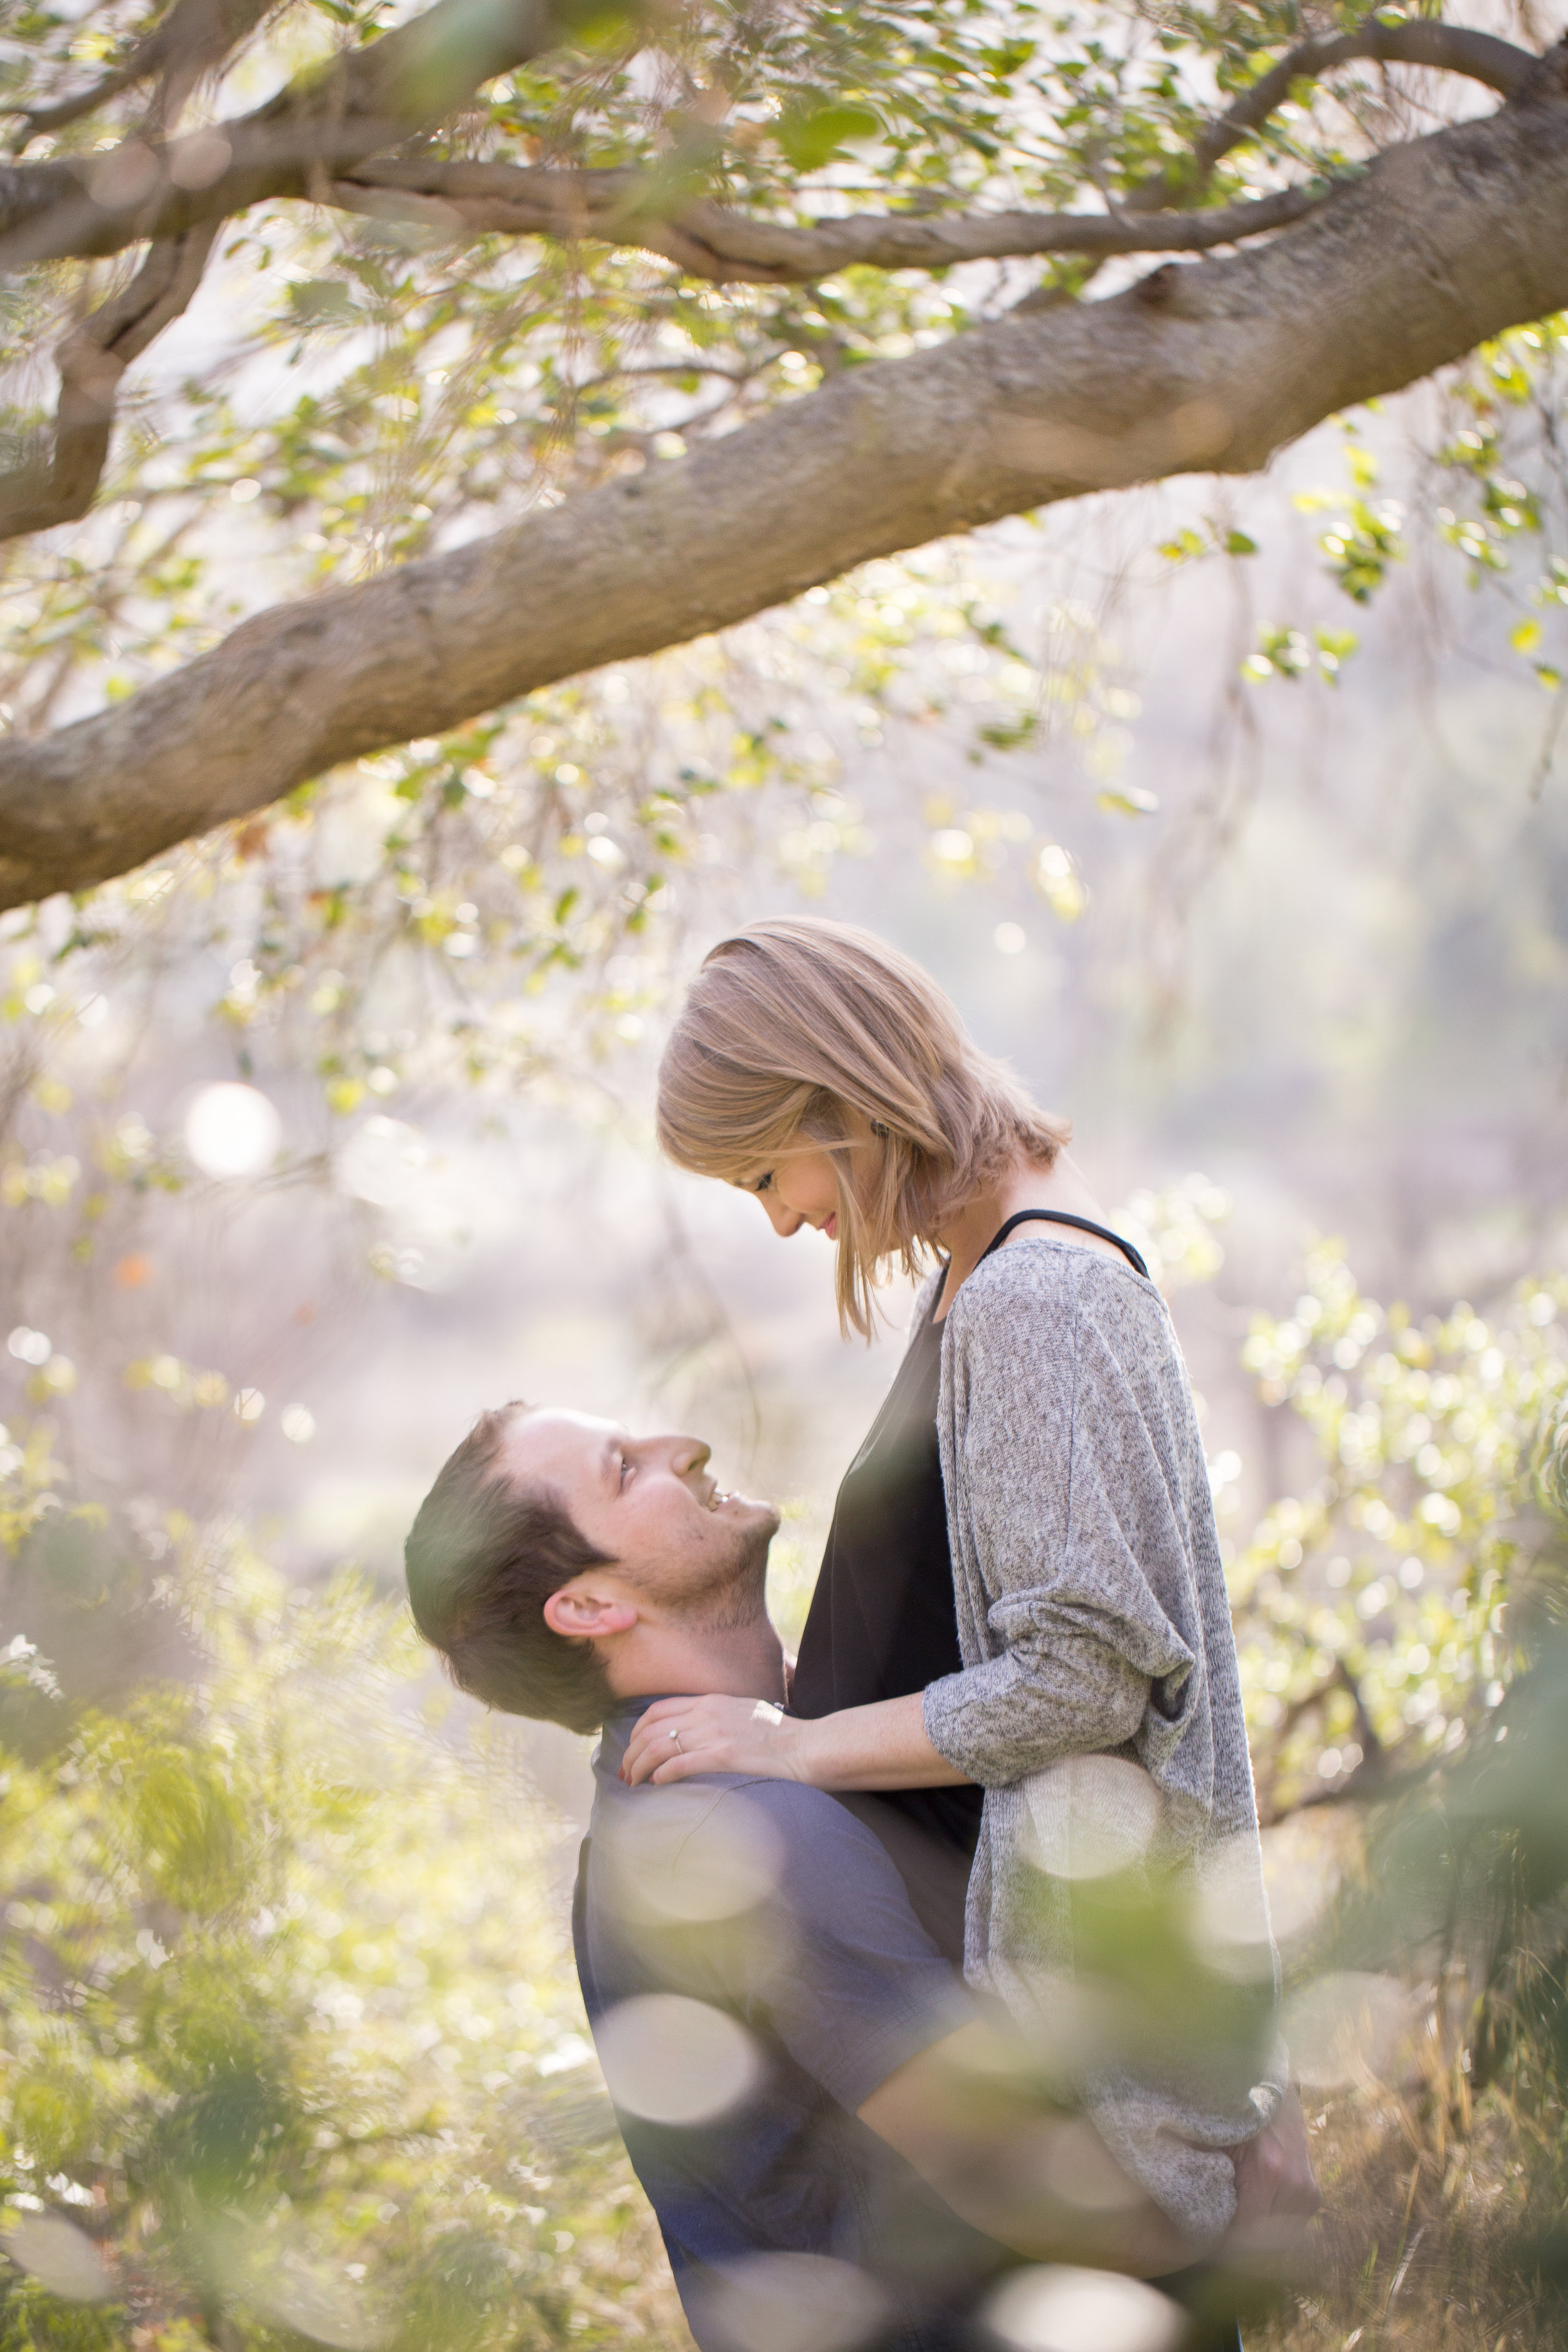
[657,916,1070,1335]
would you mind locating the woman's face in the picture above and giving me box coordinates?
[736,1147,844,1241]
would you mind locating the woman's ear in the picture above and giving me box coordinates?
[544,1584,638,1641]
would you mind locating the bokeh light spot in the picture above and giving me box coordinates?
[185,1083,282,1177]
[595,1994,763,2126]
[980,2265,1184,2352]
[1282,1970,1417,2090]
[2,2213,114,2302]
[1022,1754,1163,1881]
[603,1787,785,1924]
[691,2252,892,2352]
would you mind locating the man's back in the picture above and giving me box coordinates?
[575,1702,1004,2352]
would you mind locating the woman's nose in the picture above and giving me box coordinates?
[758,1192,803,1237]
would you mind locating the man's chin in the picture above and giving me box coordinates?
[717,1492,781,1539]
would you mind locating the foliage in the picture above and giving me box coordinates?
[0,1516,675,2351]
[0,532,1151,1163]
[3,1179,1564,2348]
[1240,316,1568,699]
[1227,1250,1568,1820]
[0,3,1564,1056]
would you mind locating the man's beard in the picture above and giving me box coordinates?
[646,1518,775,1636]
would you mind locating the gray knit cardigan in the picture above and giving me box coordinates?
[916,1237,1285,2244]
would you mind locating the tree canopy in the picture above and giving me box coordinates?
[1,0,1566,924]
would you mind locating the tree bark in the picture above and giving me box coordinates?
[3,81,1567,910]
[329,162,1329,281]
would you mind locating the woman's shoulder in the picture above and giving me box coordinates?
[944,1234,1172,1362]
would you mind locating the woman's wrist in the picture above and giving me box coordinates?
[783,1694,967,1792]
[781,1709,837,1788]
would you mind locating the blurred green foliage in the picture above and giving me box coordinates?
[3,1224,1564,2345]
[1230,1253,1568,1819]
[0,1515,672,2350]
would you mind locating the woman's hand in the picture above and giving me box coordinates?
[1225,2088,1323,2257]
[620,1695,808,1787]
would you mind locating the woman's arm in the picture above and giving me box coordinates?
[619,1690,972,1790]
[918,1266,1194,1790]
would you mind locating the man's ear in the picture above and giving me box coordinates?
[543,1584,638,1641]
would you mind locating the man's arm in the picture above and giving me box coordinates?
[856,2025,1321,2275]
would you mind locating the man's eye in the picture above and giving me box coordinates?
[618,1454,632,1485]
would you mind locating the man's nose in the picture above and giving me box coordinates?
[667,1435,711,1477]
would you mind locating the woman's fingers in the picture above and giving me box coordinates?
[648,1744,721,1784]
[621,1695,797,1786]
[621,1704,692,1785]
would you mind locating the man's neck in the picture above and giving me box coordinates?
[607,1616,787,1709]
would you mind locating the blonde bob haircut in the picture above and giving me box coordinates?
[657,916,1070,1336]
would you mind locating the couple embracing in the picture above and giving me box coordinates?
[404,918,1319,2352]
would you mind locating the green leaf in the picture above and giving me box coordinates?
[778,99,882,172]
[287,280,356,324]
[1223,531,1258,557]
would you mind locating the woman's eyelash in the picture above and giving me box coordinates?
[755,1172,774,1194]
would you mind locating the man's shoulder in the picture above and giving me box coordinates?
[589,1772,891,1919]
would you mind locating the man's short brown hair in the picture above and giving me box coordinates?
[403,1404,615,1734]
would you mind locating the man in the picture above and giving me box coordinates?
[405,1406,1317,2352]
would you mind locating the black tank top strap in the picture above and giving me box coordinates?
[978,1208,1150,1281]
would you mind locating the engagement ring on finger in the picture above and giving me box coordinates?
[670,1729,683,1751]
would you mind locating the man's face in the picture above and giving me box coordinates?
[495,1410,779,1624]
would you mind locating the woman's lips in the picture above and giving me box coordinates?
[823,1213,837,1240]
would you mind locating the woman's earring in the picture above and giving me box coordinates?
[871,1120,889,1139]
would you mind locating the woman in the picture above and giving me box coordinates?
[623,916,1308,2264]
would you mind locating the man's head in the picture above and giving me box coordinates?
[404,1405,780,1733]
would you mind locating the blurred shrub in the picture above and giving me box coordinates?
[1229,1250,1567,1817]
[0,1506,675,2351]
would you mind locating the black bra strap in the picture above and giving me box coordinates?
[978,1209,1149,1281]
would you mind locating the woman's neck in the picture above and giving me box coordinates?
[929,1146,1120,1319]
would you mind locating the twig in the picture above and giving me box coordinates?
[0,222,216,543]
[1128,17,1544,213]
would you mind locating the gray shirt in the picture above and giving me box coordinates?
[917,1237,1285,2242]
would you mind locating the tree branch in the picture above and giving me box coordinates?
[9,0,278,146]
[0,13,1547,277]
[0,0,630,271]
[2,80,1566,909]
[0,223,216,543]
[1130,16,1544,212]
[327,161,1330,280]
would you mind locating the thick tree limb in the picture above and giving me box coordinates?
[0,0,623,270]
[329,161,1330,280]
[1,80,1567,908]
[0,224,216,541]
